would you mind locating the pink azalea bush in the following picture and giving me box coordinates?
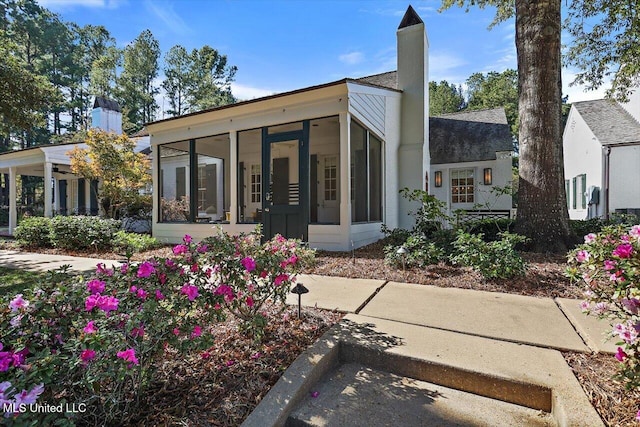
[0,228,313,425]
[568,224,640,408]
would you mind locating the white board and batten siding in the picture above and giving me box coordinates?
[349,91,386,138]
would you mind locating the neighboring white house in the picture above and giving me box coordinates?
[146,6,513,251]
[0,97,150,234]
[563,96,640,220]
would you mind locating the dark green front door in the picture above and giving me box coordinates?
[262,124,309,241]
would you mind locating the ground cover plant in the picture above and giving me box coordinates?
[0,228,324,425]
[0,267,48,297]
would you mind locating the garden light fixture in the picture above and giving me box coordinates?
[291,282,309,318]
[396,246,408,274]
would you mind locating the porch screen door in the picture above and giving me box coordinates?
[262,126,309,241]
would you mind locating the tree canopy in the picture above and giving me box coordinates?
[429,81,466,115]
[68,130,151,219]
[466,69,518,140]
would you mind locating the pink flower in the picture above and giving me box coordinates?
[137,261,156,278]
[604,260,617,271]
[117,348,139,366]
[155,289,165,300]
[191,325,202,338]
[13,383,44,405]
[86,279,105,294]
[183,234,192,244]
[136,288,148,300]
[583,233,597,244]
[173,244,188,255]
[9,294,29,312]
[594,302,609,315]
[85,294,99,311]
[613,243,633,258]
[615,347,627,362]
[225,360,235,367]
[131,326,145,337]
[80,349,96,363]
[121,263,129,274]
[274,274,289,286]
[575,250,590,263]
[215,284,234,298]
[609,270,625,283]
[630,225,640,240]
[173,327,180,336]
[250,352,262,359]
[98,296,119,314]
[197,243,208,253]
[310,391,320,398]
[622,298,640,315]
[181,284,199,301]
[83,321,97,334]
[579,300,590,312]
[246,296,254,308]
[636,410,640,422]
[96,263,114,277]
[241,256,257,272]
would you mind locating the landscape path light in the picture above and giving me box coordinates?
[290,282,309,319]
[396,246,408,275]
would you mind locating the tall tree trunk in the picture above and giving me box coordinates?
[514,0,572,252]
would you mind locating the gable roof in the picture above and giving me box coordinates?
[572,99,640,145]
[429,108,513,164]
[357,71,398,90]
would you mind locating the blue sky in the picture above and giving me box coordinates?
[38,0,607,107]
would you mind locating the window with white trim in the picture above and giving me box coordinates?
[451,169,474,203]
[250,164,261,203]
[324,156,337,201]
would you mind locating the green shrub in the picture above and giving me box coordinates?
[50,216,121,251]
[464,218,515,242]
[113,230,160,253]
[569,218,608,239]
[384,234,445,268]
[14,217,52,248]
[451,231,528,279]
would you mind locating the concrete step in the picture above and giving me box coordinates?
[287,362,555,427]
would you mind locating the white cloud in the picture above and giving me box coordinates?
[231,83,278,101]
[339,51,365,66]
[143,0,191,37]
[562,69,610,103]
[429,52,468,82]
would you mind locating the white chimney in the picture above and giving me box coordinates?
[397,5,429,229]
[91,96,123,134]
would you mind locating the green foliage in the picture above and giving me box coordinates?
[14,216,52,248]
[567,224,640,392]
[451,231,528,279]
[565,0,640,100]
[112,230,159,254]
[49,216,120,250]
[163,44,237,117]
[0,267,48,297]
[384,234,445,268]
[399,187,451,235]
[116,29,161,132]
[464,218,515,241]
[429,80,466,116]
[466,69,519,142]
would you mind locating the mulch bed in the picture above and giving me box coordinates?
[2,238,638,425]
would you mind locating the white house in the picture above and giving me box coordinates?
[563,95,640,220]
[0,97,150,234]
[146,6,513,251]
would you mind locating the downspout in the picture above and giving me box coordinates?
[603,145,611,220]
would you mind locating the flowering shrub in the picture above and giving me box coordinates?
[567,224,640,399]
[0,228,313,424]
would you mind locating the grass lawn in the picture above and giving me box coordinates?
[0,266,48,296]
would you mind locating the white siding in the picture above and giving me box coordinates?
[563,106,604,219]
[349,92,385,137]
[609,145,640,212]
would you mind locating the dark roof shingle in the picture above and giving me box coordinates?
[93,96,121,112]
[572,99,640,145]
[429,108,513,164]
[357,71,398,90]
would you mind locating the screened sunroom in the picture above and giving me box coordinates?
[149,79,403,251]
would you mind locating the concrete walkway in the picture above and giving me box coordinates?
[0,250,616,425]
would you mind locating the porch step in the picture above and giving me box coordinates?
[286,362,555,427]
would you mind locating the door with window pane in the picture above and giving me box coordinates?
[318,155,339,223]
[262,126,309,241]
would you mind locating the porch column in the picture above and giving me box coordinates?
[53,177,60,214]
[339,112,351,249]
[44,161,53,217]
[229,131,237,223]
[9,167,16,234]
